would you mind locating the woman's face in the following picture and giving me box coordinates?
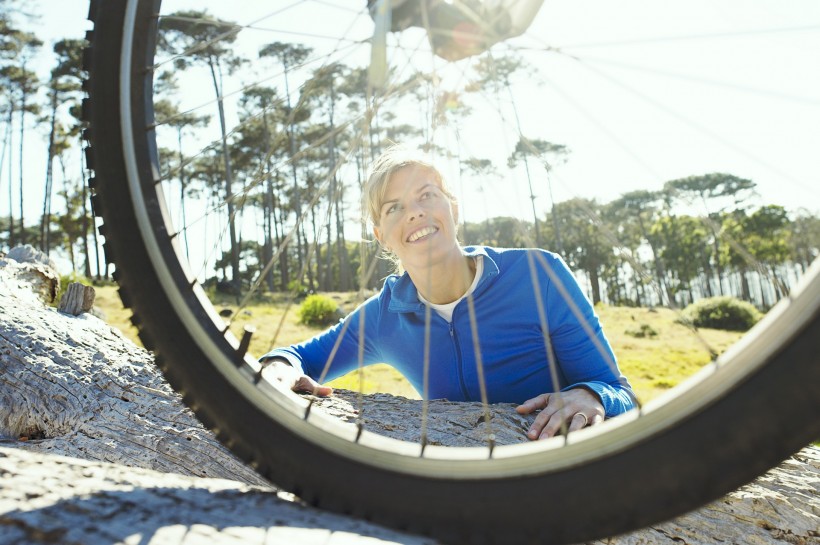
[373,165,460,271]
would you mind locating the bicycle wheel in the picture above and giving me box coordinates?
[82,0,820,543]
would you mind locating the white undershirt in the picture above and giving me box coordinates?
[417,256,484,322]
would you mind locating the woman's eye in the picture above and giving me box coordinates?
[385,203,400,214]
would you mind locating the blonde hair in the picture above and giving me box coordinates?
[362,146,458,273]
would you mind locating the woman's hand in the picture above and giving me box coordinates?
[292,374,333,397]
[515,388,604,440]
[264,358,333,397]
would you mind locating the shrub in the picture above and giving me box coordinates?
[287,279,310,297]
[298,294,339,327]
[625,323,658,338]
[680,296,762,332]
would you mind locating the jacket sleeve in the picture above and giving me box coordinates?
[540,253,638,417]
[259,294,383,383]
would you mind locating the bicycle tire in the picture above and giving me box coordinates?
[82,1,820,543]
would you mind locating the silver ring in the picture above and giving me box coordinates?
[576,413,588,427]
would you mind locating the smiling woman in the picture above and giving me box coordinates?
[260,145,637,439]
[371,151,462,285]
[364,148,460,278]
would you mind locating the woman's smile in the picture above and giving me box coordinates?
[407,225,439,243]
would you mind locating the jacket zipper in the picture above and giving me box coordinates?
[449,320,471,401]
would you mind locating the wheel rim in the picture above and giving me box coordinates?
[113,0,820,480]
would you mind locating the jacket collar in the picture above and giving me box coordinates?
[386,246,500,313]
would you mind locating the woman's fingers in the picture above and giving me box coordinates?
[515,393,551,414]
[566,412,589,433]
[532,409,570,439]
[293,375,333,397]
[521,388,605,440]
[588,412,605,427]
[263,359,332,397]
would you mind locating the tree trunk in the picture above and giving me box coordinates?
[263,177,275,290]
[588,265,601,305]
[282,65,306,279]
[336,183,350,290]
[209,58,240,287]
[261,103,275,292]
[638,214,673,307]
[83,145,103,280]
[41,91,58,254]
[711,238,723,296]
[325,83,337,292]
[63,176,77,272]
[80,154,93,279]
[324,201,332,291]
[2,114,13,246]
[17,87,26,246]
[740,267,751,302]
[273,178,288,289]
[301,214,313,290]
[770,265,787,300]
[701,262,714,297]
[1,264,817,545]
[177,126,190,260]
[758,272,770,309]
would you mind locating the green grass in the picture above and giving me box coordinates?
[94,286,744,405]
[94,286,420,398]
[93,283,142,345]
[596,305,742,403]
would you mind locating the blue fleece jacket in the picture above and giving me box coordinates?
[262,246,636,417]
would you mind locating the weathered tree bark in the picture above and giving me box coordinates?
[57,282,96,316]
[0,265,267,486]
[1,265,817,545]
[0,446,817,545]
[0,251,60,305]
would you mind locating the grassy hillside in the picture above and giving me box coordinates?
[93,286,743,404]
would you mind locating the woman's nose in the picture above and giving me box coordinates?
[406,204,425,221]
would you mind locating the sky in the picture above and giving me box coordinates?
[14,0,820,272]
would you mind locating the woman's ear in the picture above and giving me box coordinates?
[373,225,384,247]
[451,201,460,226]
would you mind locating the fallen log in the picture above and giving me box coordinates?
[1,264,817,544]
[0,446,433,545]
[0,264,267,486]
